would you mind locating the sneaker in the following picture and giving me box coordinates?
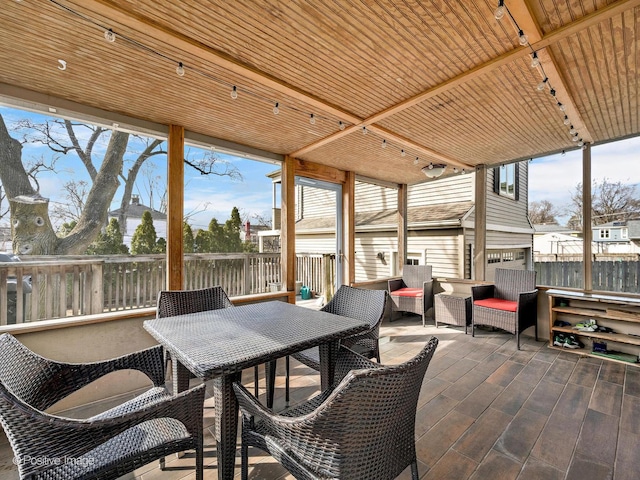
[575,319,598,332]
[554,320,571,328]
[553,333,566,347]
[563,334,584,349]
[593,341,608,353]
[596,326,614,333]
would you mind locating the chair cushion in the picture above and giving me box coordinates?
[390,288,423,298]
[474,298,518,312]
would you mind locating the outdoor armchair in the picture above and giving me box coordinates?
[0,333,205,480]
[471,268,538,350]
[388,264,434,326]
[283,285,388,403]
[234,337,439,480]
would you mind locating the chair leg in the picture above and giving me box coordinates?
[241,441,249,480]
[196,441,204,480]
[516,330,521,350]
[285,355,290,404]
[410,459,419,480]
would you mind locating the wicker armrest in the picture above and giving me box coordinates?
[333,345,380,383]
[8,383,205,478]
[388,278,404,292]
[471,284,495,301]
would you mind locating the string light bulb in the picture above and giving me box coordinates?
[557,102,565,111]
[230,86,238,99]
[561,150,566,156]
[537,78,548,91]
[414,157,419,165]
[338,121,345,130]
[382,139,387,148]
[572,134,579,142]
[578,139,584,147]
[530,52,540,68]
[494,0,505,20]
[569,126,577,135]
[273,102,279,115]
[518,30,528,46]
[362,126,367,135]
[563,115,571,126]
[309,113,315,125]
[401,149,406,157]
[176,62,185,77]
[104,29,116,43]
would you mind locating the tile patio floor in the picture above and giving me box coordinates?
[1,313,639,479]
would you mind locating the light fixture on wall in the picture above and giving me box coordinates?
[422,163,446,178]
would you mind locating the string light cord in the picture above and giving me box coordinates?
[495,1,585,147]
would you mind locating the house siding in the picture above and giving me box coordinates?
[408,175,474,205]
[486,163,531,229]
[355,181,397,211]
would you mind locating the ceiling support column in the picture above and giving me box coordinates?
[167,125,184,290]
[397,184,408,274]
[343,171,356,286]
[281,155,296,302]
[582,144,593,291]
[474,165,487,281]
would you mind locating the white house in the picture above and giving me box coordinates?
[107,195,167,247]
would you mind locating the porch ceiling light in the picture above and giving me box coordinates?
[422,163,446,178]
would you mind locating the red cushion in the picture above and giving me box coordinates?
[391,288,423,298]
[474,298,518,312]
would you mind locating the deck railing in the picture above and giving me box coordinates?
[0,252,335,325]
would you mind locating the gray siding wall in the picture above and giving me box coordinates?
[486,162,531,229]
[298,185,336,219]
[355,232,398,282]
[408,174,473,205]
[355,181,397,211]
[407,229,462,278]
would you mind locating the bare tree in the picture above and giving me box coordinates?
[0,112,241,255]
[569,178,640,230]
[529,200,559,225]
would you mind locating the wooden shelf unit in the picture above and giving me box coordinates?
[547,289,640,365]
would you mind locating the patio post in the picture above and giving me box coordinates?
[167,124,184,290]
[474,165,487,280]
[582,143,592,291]
[397,184,407,274]
[281,155,296,300]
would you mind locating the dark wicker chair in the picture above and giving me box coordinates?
[282,285,388,403]
[0,333,205,480]
[388,264,434,326]
[471,268,538,349]
[234,337,439,480]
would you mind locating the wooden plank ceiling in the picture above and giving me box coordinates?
[0,0,638,185]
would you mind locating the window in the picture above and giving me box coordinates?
[406,257,420,266]
[488,252,501,264]
[493,163,519,199]
[599,229,610,239]
[502,251,514,262]
[621,228,628,239]
[516,251,525,261]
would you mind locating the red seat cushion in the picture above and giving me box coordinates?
[474,298,518,312]
[390,288,423,298]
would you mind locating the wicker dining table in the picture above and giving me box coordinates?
[143,300,369,480]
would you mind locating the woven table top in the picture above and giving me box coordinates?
[144,301,368,379]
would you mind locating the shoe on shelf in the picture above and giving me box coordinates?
[563,334,584,349]
[553,333,567,347]
[596,326,614,333]
[575,319,598,332]
[554,320,571,328]
[593,341,608,353]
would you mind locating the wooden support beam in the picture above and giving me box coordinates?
[474,166,487,281]
[167,124,184,290]
[397,184,408,274]
[281,155,296,300]
[582,144,593,291]
[343,171,355,286]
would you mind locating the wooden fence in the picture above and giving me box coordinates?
[0,252,335,325]
[535,261,640,293]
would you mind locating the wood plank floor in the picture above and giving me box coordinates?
[1,313,639,479]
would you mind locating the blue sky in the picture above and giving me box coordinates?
[2,105,639,230]
[0,106,277,231]
[529,135,640,225]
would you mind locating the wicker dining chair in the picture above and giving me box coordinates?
[388,264,434,326]
[0,333,205,480]
[283,285,388,403]
[234,337,439,480]
[471,268,538,350]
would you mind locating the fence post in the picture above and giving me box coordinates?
[322,253,334,302]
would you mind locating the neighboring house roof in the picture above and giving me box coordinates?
[295,201,474,232]
[533,224,579,235]
[108,203,166,221]
[592,221,626,228]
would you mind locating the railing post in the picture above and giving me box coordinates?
[91,261,104,314]
[244,255,251,295]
